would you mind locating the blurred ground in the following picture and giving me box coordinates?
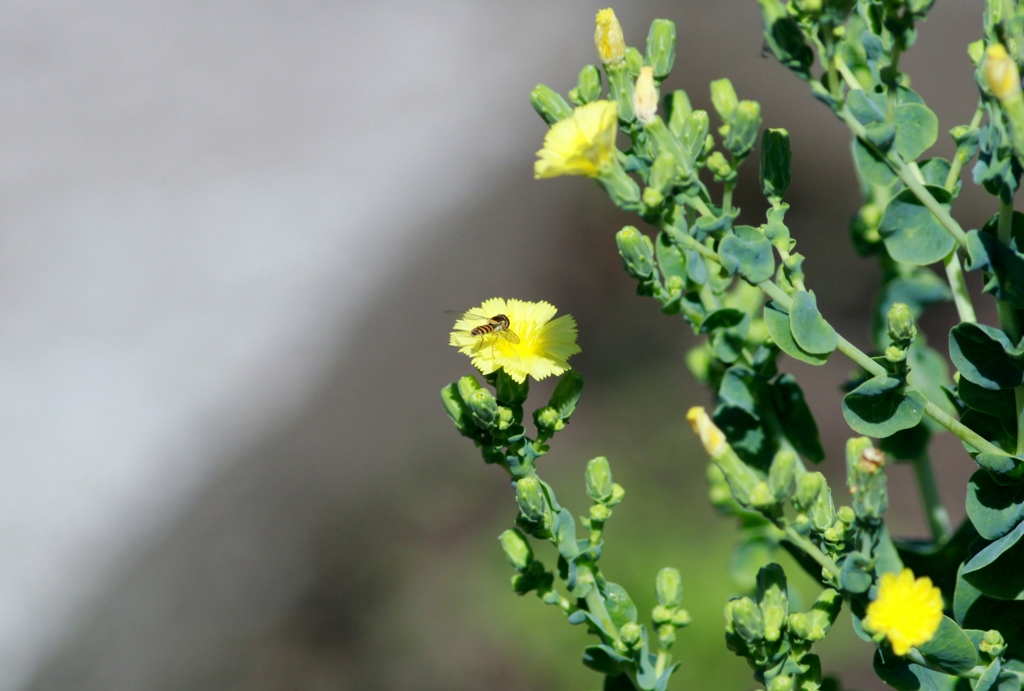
[0,1,1001,689]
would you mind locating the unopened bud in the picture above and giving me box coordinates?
[725,100,762,158]
[706,151,732,179]
[687,407,727,456]
[586,456,614,502]
[589,503,612,522]
[534,406,563,432]
[595,8,626,66]
[794,472,824,512]
[710,78,738,123]
[981,630,1007,659]
[530,84,573,125]
[616,226,656,280]
[648,152,676,193]
[608,483,626,506]
[769,450,797,502]
[767,675,795,691]
[576,65,602,104]
[665,90,693,138]
[728,597,765,641]
[441,383,475,436]
[633,66,658,125]
[760,128,792,202]
[756,564,789,642]
[645,19,676,79]
[619,622,642,646]
[515,477,549,523]
[498,529,533,571]
[656,567,684,608]
[466,388,499,430]
[681,110,711,162]
[548,370,584,420]
[887,302,917,343]
[985,44,1022,102]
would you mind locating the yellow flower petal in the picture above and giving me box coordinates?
[863,568,944,656]
[449,298,581,384]
[535,100,619,179]
[595,8,625,66]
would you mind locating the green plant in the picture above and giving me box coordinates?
[442,2,1024,689]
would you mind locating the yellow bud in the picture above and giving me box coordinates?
[595,8,626,66]
[686,406,726,456]
[985,44,1022,102]
[633,66,658,125]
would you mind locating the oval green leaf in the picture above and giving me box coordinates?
[967,470,1024,541]
[949,323,1024,390]
[789,290,838,355]
[962,519,1024,600]
[917,616,979,675]
[764,301,828,365]
[842,377,926,438]
[894,102,939,161]
[719,225,775,284]
[879,186,956,265]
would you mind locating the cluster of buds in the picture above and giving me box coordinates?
[584,456,626,525]
[884,302,917,367]
[651,567,692,650]
[846,437,889,523]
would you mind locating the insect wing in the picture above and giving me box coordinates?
[445,308,489,330]
[496,328,520,344]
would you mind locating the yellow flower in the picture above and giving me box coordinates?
[534,100,619,179]
[863,568,944,656]
[449,298,580,384]
[985,44,1022,102]
[595,8,625,66]
[686,407,727,457]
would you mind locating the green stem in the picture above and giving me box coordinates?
[782,524,842,580]
[758,279,1005,456]
[835,54,862,91]
[911,453,952,543]
[942,250,977,323]
[654,649,670,678]
[840,109,969,249]
[722,180,735,218]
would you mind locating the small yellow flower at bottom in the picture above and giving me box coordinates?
[449,298,580,384]
[535,100,619,179]
[863,568,944,656]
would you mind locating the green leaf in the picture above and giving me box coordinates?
[764,301,829,365]
[954,564,1024,659]
[719,226,775,284]
[962,518,1024,599]
[714,404,774,471]
[700,308,745,333]
[966,229,1024,309]
[583,645,630,675]
[710,314,751,364]
[918,157,953,188]
[879,186,956,265]
[894,102,939,161]
[897,519,979,604]
[843,377,926,437]
[602,582,638,627]
[917,616,978,675]
[949,323,1024,390]
[758,0,813,78]
[879,423,930,461]
[853,138,897,186]
[873,648,958,691]
[789,290,838,355]
[771,374,825,462]
[958,377,1016,436]
[967,470,1024,540]
[655,231,687,282]
[839,553,873,593]
[847,89,886,125]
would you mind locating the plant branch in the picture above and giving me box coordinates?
[911,453,952,543]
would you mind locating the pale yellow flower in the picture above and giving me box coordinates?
[633,66,658,125]
[863,568,944,656]
[985,44,1022,101]
[686,407,727,457]
[534,100,619,179]
[595,8,625,66]
[449,298,580,384]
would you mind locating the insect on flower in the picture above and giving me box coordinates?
[445,309,521,355]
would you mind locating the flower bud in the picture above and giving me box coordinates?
[803,588,841,641]
[671,609,692,627]
[725,100,762,158]
[968,40,985,67]
[619,622,642,647]
[516,477,549,523]
[595,8,626,66]
[760,128,791,203]
[645,18,676,79]
[837,506,855,524]
[648,152,677,193]
[625,47,643,77]
[767,675,795,691]
[706,151,732,179]
[748,481,775,509]
[441,383,475,436]
[589,503,612,522]
[793,472,825,513]
[530,84,573,125]
[728,596,765,641]
[576,65,602,104]
[981,630,1007,659]
[498,529,533,571]
[608,483,626,506]
[710,78,738,123]
[652,604,673,626]
[768,450,797,502]
[656,567,684,608]
[549,370,584,419]
[680,110,711,162]
[687,407,727,456]
[665,90,693,138]
[466,388,500,430]
[985,44,1022,102]
[756,564,789,642]
[887,302,917,344]
[633,66,658,125]
[846,437,888,521]
[533,406,563,432]
[586,456,615,502]
[616,226,656,280]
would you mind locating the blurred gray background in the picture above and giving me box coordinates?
[0,1,998,689]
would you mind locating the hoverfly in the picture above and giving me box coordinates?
[446,309,521,354]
